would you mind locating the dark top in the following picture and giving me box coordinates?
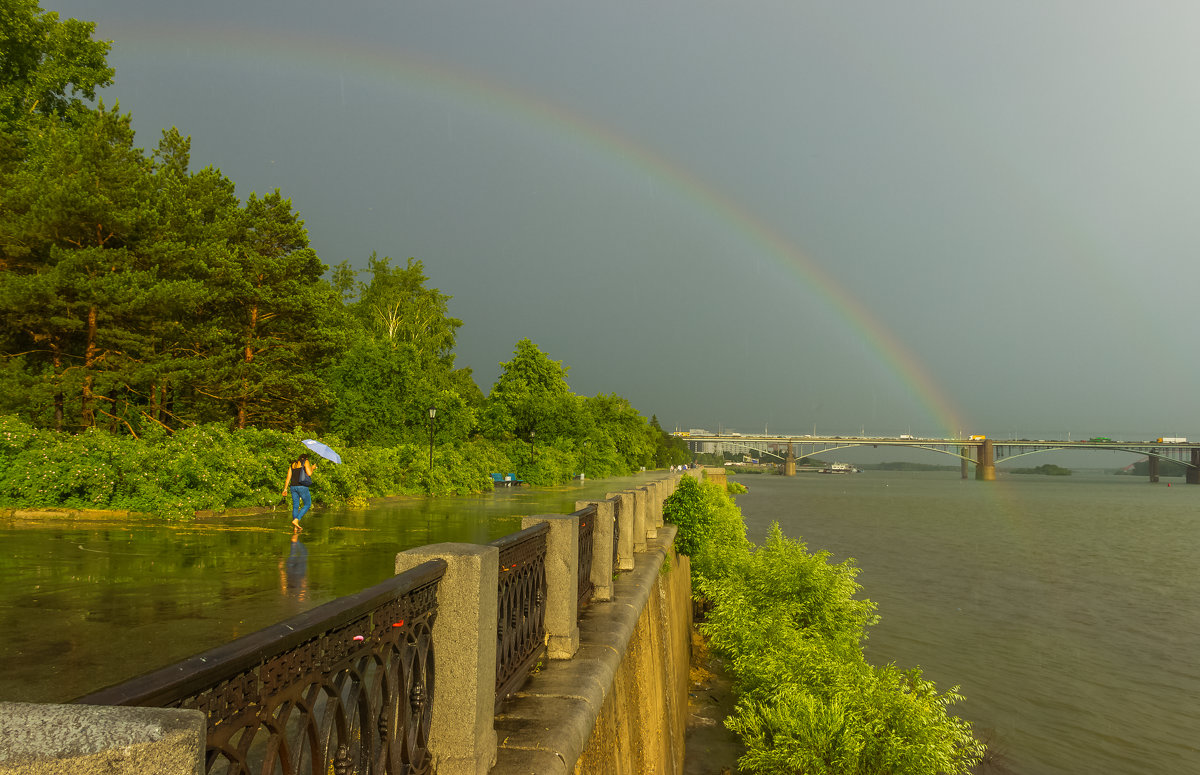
[289,464,312,487]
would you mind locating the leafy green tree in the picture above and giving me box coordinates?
[0,103,156,430]
[483,338,581,441]
[649,414,690,467]
[354,253,461,369]
[203,190,334,430]
[325,255,476,445]
[0,0,113,138]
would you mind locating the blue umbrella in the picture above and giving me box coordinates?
[302,439,342,464]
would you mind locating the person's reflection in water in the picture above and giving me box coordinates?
[279,532,308,603]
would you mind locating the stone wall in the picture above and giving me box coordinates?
[568,535,691,775]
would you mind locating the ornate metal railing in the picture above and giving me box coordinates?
[77,560,446,775]
[491,522,548,711]
[574,504,596,616]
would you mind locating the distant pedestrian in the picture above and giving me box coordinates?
[283,454,316,531]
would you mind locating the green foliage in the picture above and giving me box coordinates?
[685,488,984,775]
[662,475,709,555]
[0,0,113,135]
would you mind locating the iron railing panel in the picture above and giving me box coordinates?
[573,504,596,617]
[491,522,548,711]
[77,560,446,775]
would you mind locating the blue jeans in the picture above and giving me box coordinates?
[290,486,312,521]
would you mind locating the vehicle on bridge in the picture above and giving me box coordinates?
[1158,437,1187,443]
[969,435,986,441]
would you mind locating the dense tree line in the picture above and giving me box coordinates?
[0,2,690,500]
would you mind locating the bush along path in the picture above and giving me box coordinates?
[0,415,654,520]
[664,475,986,775]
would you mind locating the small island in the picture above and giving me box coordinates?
[1012,464,1072,476]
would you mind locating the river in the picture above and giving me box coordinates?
[731,470,1200,775]
[0,473,659,705]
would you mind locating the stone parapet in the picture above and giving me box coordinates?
[492,524,690,775]
[395,543,499,775]
[575,499,616,601]
[0,703,205,775]
[522,515,581,660]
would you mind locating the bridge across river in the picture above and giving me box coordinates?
[683,434,1200,483]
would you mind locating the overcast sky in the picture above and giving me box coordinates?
[45,1,1200,441]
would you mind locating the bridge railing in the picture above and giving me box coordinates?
[15,472,685,775]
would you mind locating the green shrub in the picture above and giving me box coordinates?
[686,490,984,775]
[662,474,709,555]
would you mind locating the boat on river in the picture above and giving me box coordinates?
[819,462,859,474]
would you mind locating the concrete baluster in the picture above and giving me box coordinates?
[628,488,648,550]
[651,479,667,528]
[395,543,499,775]
[575,499,615,601]
[607,491,636,571]
[637,486,658,540]
[522,514,580,659]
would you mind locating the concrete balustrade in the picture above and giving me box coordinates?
[607,491,636,571]
[575,498,616,601]
[4,473,687,775]
[394,543,500,775]
[522,514,581,660]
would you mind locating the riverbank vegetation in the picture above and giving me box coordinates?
[0,4,691,517]
[664,475,985,775]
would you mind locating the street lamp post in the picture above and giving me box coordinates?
[427,406,437,489]
[530,430,536,465]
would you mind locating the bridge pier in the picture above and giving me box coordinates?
[1148,453,1159,483]
[960,447,969,479]
[784,442,796,476]
[975,439,995,481]
[1190,449,1200,485]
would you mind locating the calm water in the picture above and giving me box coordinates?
[0,474,658,704]
[732,471,1200,775]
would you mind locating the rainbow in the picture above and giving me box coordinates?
[102,21,969,435]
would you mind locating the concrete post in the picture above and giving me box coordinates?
[395,543,498,775]
[0,702,205,775]
[628,488,648,550]
[638,486,658,539]
[522,514,580,659]
[648,481,665,529]
[607,491,636,571]
[576,499,615,601]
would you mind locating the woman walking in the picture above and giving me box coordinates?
[283,453,317,531]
